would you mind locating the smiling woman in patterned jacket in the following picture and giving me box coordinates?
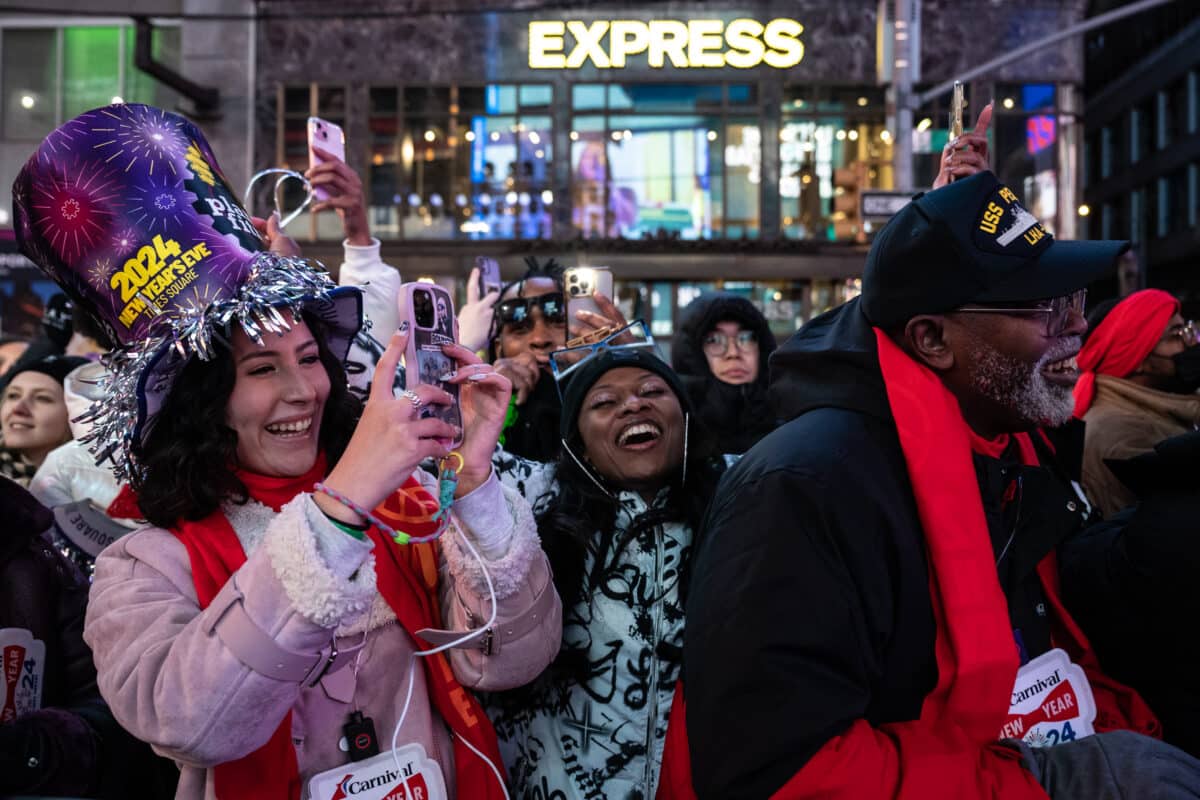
[485,346,729,799]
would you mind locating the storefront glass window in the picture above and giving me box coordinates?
[605,114,717,240]
[612,280,675,337]
[63,27,121,120]
[780,86,890,241]
[2,24,179,144]
[722,120,761,238]
[2,29,56,141]
[359,83,553,241]
[617,279,817,349]
[272,84,348,241]
[571,114,608,237]
[991,82,1061,234]
[571,83,759,239]
[123,26,180,110]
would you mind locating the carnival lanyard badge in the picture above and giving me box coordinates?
[548,319,659,401]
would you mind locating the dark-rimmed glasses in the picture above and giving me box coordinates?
[495,292,566,332]
[955,289,1087,337]
[702,329,757,356]
[548,319,659,399]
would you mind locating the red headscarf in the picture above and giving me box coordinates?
[1073,289,1179,417]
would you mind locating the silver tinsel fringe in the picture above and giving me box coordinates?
[76,252,362,484]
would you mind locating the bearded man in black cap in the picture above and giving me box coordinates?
[662,172,1200,799]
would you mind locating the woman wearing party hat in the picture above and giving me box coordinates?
[13,103,560,800]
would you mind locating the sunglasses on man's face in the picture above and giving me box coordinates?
[496,293,567,331]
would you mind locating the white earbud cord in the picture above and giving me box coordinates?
[389,522,509,799]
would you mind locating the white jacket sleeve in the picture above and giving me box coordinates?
[337,238,401,338]
[29,440,122,510]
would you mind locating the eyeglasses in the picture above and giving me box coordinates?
[1167,320,1199,346]
[548,319,659,399]
[495,292,566,331]
[955,289,1087,337]
[702,330,757,356]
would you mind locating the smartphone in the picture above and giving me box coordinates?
[397,282,463,447]
[949,81,965,141]
[307,117,346,201]
[564,266,614,322]
[475,256,502,298]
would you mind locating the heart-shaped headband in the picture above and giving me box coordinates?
[243,168,313,229]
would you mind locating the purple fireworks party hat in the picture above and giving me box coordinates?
[12,103,362,480]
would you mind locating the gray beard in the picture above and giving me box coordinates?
[967,336,1081,429]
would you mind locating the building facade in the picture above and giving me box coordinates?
[0,0,1091,338]
[1082,0,1200,310]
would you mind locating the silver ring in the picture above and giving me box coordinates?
[401,390,423,410]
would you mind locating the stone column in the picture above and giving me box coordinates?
[179,0,256,189]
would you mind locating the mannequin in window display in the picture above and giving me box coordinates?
[538,197,554,239]
[797,160,822,238]
[495,196,515,239]
[572,141,607,237]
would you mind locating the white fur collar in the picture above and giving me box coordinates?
[224,496,397,636]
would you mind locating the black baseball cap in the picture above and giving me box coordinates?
[861,171,1129,328]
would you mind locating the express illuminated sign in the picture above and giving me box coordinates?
[528,19,805,70]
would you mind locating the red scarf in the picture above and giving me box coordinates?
[171,456,507,800]
[1073,289,1178,417]
[964,429,1159,736]
[657,330,1156,799]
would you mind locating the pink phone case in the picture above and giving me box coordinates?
[307,117,345,202]
[397,282,463,447]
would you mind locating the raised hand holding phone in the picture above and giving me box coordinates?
[476,256,502,298]
[934,100,993,189]
[306,117,345,201]
[458,263,502,354]
[304,120,372,246]
[564,267,616,340]
[316,329,458,521]
[949,81,965,141]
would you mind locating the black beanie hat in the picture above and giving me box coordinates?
[558,348,691,443]
[4,354,90,389]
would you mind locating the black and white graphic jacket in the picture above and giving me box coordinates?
[486,449,690,800]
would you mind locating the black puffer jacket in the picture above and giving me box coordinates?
[1060,430,1200,757]
[671,293,778,454]
[683,299,1123,796]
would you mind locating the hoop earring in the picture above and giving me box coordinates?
[681,412,690,488]
[562,440,614,499]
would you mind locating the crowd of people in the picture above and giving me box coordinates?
[4,100,1200,800]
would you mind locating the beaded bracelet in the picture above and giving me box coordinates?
[313,452,462,545]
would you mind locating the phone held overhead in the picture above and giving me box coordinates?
[307,116,346,201]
